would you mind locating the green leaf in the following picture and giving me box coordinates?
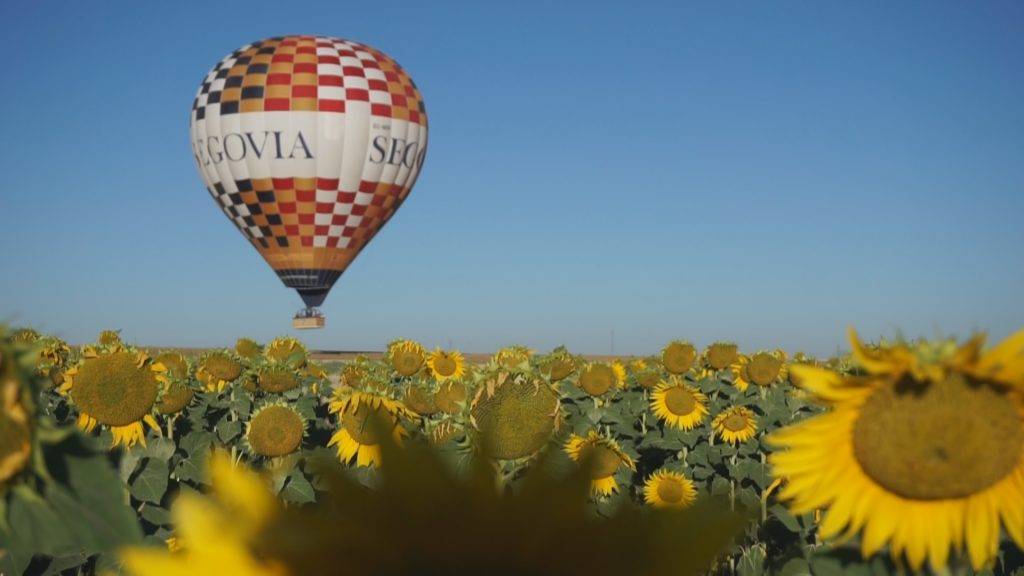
[144,437,177,461]
[52,451,144,551]
[174,455,206,484]
[6,485,74,555]
[139,503,172,527]
[779,557,811,576]
[217,420,243,444]
[179,430,214,456]
[130,458,170,504]
[119,446,146,482]
[280,470,316,504]
[770,504,802,533]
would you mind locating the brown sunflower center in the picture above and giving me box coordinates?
[663,343,697,374]
[707,344,738,370]
[471,377,558,460]
[393,350,424,376]
[258,368,300,393]
[155,353,188,380]
[656,478,685,503]
[580,366,614,396]
[70,352,159,427]
[403,387,438,416]
[723,413,750,432]
[435,381,467,414]
[432,354,458,377]
[548,358,575,381]
[342,403,396,445]
[747,354,782,386]
[248,406,304,457]
[664,387,697,416]
[637,371,660,389]
[157,381,194,415]
[852,372,1024,500]
[201,355,242,382]
[581,444,622,479]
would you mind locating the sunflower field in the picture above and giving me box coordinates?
[2,326,1023,575]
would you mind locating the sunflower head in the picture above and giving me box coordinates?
[635,369,661,390]
[1,334,35,488]
[10,328,40,345]
[388,340,426,377]
[577,363,616,397]
[611,361,627,388]
[34,336,71,387]
[643,469,697,509]
[97,329,124,348]
[196,351,244,393]
[402,385,438,416]
[235,337,263,359]
[469,370,560,461]
[435,380,468,415]
[157,380,195,415]
[246,403,306,457]
[564,430,636,496]
[427,349,466,382]
[257,365,302,394]
[704,342,739,371]
[662,340,697,374]
[154,351,190,381]
[492,345,533,369]
[651,378,709,431]
[265,337,307,367]
[303,360,329,381]
[771,328,1024,571]
[712,406,758,444]
[328,388,412,468]
[745,351,786,387]
[60,347,165,448]
[542,348,576,382]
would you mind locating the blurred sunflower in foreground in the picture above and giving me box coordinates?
[770,328,1024,572]
[121,421,743,576]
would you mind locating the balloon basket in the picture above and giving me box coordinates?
[293,308,325,330]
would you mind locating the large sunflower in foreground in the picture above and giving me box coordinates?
[643,469,697,509]
[427,348,466,382]
[59,347,166,448]
[328,389,413,468]
[770,329,1024,571]
[712,406,758,445]
[651,378,708,431]
[564,430,635,496]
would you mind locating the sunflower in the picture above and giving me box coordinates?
[651,378,709,431]
[492,345,533,369]
[403,385,438,416]
[732,351,787,390]
[155,352,195,415]
[662,341,697,374]
[770,329,1024,571]
[435,380,468,415]
[543,349,576,382]
[257,365,302,394]
[564,430,636,496]
[340,361,370,388]
[635,369,661,390]
[578,363,616,397]
[97,329,124,348]
[427,348,466,382]
[328,390,412,468]
[1,361,32,486]
[611,361,627,389]
[235,337,263,359]
[264,336,307,367]
[643,469,698,509]
[704,342,739,371]
[303,360,328,381]
[388,340,426,377]
[470,371,560,460]
[59,348,165,448]
[10,327,40,345]
[120,452,285,576]
[196,352,244,393]
[712,406,758,444]
[246,403,306,458]
[428,420,462,446]
[34,336,71,387]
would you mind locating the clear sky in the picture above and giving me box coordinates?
[1,1,1022,356]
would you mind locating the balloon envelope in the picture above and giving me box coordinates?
[189,35,428,308]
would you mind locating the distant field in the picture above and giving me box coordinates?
[139,347,639,365]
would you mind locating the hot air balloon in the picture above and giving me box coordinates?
[189,36,428,329]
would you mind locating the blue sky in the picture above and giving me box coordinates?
[1,1,1022,356]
